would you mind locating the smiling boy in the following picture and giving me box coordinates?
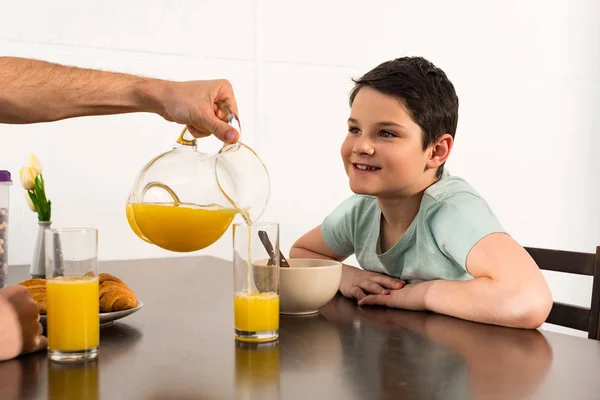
[290,57,552,329]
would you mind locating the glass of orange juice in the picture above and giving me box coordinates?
[233,222,280,343]
[45,228,99,363]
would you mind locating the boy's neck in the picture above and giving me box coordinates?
[377,175,439,240]
[377,192,424,235]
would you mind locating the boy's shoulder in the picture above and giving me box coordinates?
[419,170,506,267]
[420,170,502,233]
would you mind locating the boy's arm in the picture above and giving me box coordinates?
[359,233,553,329]
[290,226,347,261]
[291,226,405,300]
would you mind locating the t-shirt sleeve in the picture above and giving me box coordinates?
[426,193,506,270]
[320,195,358,257]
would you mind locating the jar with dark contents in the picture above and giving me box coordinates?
[0,170,12,289]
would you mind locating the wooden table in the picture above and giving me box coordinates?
[2,256,600,399]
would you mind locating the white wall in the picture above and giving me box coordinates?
[1,1,598,335]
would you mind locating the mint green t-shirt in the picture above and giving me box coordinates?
[321,172,506,283]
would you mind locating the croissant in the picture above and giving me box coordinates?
[99,278,137,312]
[19,278,47,314]
[98,272,124,284]
[19,273,137,314]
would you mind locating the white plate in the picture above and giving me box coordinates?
[41,301,144,328]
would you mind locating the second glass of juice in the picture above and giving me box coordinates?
[45,228,99,363]
[233,222,280,343]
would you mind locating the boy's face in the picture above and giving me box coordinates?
[341,87,436,198]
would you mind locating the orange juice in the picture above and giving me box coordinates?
[126,202,237,252]
[234,292,279,334]
[47,276,99,352]
[125,203,151,244]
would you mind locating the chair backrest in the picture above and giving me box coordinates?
[525,246,600,339]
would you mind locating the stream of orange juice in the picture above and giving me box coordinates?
[126,203,237,252]
[47,276,99,352]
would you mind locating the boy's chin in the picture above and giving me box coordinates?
[349,183,380,197]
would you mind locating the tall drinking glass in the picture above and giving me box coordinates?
[233,222,280,342]
[45,228,99,363]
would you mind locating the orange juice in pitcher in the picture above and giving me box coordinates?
[126,102,270,252]
[126,203,237,252]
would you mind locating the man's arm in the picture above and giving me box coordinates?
[359,233,553,329]
[0,57,154,123]
[0,57,239,143]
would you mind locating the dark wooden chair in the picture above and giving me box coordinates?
[525,246,600,340]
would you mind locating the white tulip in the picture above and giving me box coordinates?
[24,191,36,212]
[26,154,43,176]
[20,167,36,190]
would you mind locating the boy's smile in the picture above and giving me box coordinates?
[352,162,381,172]
[341,87,438,198]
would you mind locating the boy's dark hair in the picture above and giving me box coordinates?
[349,56,459,179]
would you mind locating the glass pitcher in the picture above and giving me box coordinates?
[126,103,270,252]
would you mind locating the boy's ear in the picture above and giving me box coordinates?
[426,134,453,169]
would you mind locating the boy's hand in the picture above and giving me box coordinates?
[339,265,405,301]
[358,282,430,311]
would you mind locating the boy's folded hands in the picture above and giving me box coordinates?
[340,265,405,301]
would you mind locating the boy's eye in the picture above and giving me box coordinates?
[379,130,396,138]
[348,126,361,135]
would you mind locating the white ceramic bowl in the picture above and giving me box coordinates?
[279,258,342,315]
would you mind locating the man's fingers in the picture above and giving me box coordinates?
[211,118,238,144]
[212,80,238,113]
[189,114,239,144]
[187,125,210,138]
[214,103,236,123]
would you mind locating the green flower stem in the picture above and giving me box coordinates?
[28,175,52,221]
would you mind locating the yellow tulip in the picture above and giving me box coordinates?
[26,154,43,176]
[24,191,36,212]
[20,167,36,190]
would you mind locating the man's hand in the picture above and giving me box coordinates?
[340,265,405,301]
[160,79,239,144]
[0,286,46,361]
